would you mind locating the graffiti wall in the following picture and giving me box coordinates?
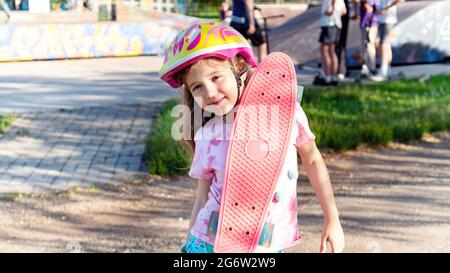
[0,16,196,62]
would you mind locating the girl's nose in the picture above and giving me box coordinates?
[204,82,217,99]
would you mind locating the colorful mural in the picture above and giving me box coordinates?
[0,17,196,62]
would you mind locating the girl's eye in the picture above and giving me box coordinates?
[212,76,220,82]
[191,85,201,92]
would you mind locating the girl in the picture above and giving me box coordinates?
[159,21,345,253]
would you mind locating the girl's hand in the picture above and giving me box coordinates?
[320,219,345,253]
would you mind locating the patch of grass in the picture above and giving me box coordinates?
[0,192,23,202]
[145,75,450,176]
[0,115,16,133]
[304,75,450,151]
[143,99,191,177]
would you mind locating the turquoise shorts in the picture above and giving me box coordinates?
[181,233,215,253]
[180,233,284,253]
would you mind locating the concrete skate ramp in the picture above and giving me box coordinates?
[270,1,450,68]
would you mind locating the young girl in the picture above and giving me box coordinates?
[159,21,345,253]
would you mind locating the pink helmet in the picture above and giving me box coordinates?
[159,21,258,88]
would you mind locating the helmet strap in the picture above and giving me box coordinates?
[233,63,250,108]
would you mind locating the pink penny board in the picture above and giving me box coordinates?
[214,52,297,253]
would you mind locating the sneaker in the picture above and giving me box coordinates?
[361,64,370,76]
[358,66,374,80]
[313,74,327,86]
[330,80,339,86]
[337,73,345,80]
[370,73,387,82]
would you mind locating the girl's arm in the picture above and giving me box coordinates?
[186,178,213,241]
[297,141,345,253]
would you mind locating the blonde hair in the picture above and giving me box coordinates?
[175,55,252,155]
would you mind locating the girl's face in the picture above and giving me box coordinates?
[185,59,239,117]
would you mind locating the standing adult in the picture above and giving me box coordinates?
[353,0,379,78]
[220,1,232,24]
[336,0,350,80]
[318,0,347,86]
[371,0,403,81]
[230,0,267,62]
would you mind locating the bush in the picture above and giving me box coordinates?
[143,99,191,177]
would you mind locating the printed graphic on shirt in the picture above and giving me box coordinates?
[207,210,219,236]
[258,222,275,248]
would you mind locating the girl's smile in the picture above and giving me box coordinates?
[210,97,225,105]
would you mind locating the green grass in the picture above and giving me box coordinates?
[143,100,191,177]
[304,75,450,151]
[144,75,450,176]
[0,115,15,134]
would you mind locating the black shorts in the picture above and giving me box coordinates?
[230,21,266,47]
[318,26,341,44]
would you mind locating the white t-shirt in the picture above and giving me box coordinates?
[320,0,346,28]
[377,0,398,24]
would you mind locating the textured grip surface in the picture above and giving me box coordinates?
[214,52,297,253]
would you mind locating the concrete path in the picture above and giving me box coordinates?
[0,103,163,195]
[0,56,177,114]
[0,56,173,195]
[1,133,447,252]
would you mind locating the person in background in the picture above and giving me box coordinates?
[220,1,232,25]
[230,0,267,63]
[371,0,403,81]
[318,0,347,86]
[335,0,350,80]
[353,0,379,78]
